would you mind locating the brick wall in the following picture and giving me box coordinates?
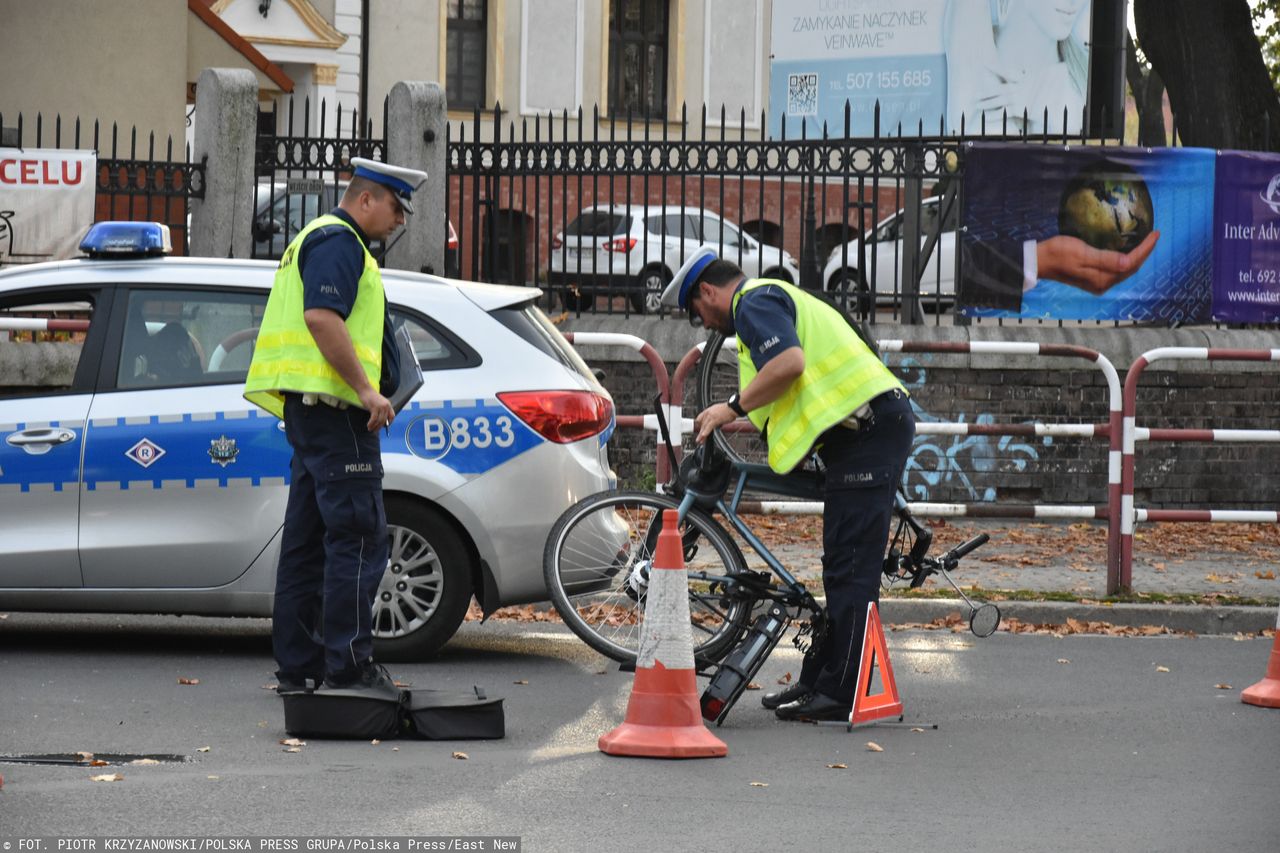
[563,317,1280,511]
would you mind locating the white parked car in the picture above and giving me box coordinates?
[548,205,801,313]
[823,196,958,312]
[0,222,615,659]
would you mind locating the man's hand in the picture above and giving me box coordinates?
[1037,231,1160,295]
[693,403,739,445]
[358,387,395,432]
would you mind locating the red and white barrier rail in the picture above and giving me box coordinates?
[739,500,1106,519]
[0,317,91,332]
[564,331,684,486]
[1120,346,1280,589]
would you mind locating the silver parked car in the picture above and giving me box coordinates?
[548,205,800,313]
[823,196,958,312]
[0,222,615,659]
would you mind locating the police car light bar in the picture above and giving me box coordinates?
[79,221,172,258]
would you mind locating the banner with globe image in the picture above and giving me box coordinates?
[958,143,1215,323]
[1212,151,1280,324]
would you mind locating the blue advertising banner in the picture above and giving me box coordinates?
[768,1,1093,138]
[1212,151,1280,323]
[958,143,1215,323]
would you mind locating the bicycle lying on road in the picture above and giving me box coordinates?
[542,339,999,724]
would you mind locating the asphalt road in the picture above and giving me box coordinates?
[1,614,1277,851]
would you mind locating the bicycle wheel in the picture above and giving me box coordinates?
[543,489,752,664]
[695,331,770,466]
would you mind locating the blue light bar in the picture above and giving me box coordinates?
[79,222,172,258]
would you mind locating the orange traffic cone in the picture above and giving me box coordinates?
[599,509,728,759]
[848,601,904,727]
[1241,604,1280,709]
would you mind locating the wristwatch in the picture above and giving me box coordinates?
[726,392,747,417]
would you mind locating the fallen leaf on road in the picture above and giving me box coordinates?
[910,728,925,733]
[393,680,412,689]
[282,747,301,753]
[1155,666,1170,673]
[778,672,793,685]
[827,763,848,769]
[75,751,94,763]
[90,774,124,783]
[280,738,305,747]
[1256,570,1276,580]
[1215,683,1232,690]
[749,781,768,787]
[207,776,220,780]
[88,759,108,767]
[452,752,468,760]
[866,742,884,752]
[129,758,160,766]
[197,746,211,753]
[746,682,762,691]
[513,680,529,685]
[177,678,200,686]
[370,739,381,746]
[1057,659,1071,665]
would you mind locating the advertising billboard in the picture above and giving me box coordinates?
[957,143,1216,324]
[1212,151,1280,324]
[768,0,1094,138]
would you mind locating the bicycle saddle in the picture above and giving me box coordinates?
[679,440,732,509]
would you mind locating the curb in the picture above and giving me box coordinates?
[880,598,1276,636]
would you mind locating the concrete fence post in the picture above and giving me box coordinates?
[385,81,446,275]
[189,68,258,259]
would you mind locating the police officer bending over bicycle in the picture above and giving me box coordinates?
[245,158,426,695]
[661,247,915,722]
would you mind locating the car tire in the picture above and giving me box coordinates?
[632,266,669,314]
[829,268,872,319]
[762,267,794,285]
[372,496,474,661]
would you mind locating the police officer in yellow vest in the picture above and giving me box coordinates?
[245,158,426,695]
[661,247,915,722]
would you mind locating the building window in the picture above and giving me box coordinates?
[608,0,668,117]
[447,0,487,109]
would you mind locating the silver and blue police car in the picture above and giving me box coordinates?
[0,222,615,658]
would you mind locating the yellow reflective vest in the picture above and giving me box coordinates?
[733,278,905,473]
[244,214,384,419]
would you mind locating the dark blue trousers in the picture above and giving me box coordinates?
[799,388,915,704]
[273,394,388,682]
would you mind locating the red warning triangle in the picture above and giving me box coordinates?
[849,601,903,727]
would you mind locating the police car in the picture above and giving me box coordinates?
[0,222,615,659]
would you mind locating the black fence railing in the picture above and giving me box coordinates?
[250,96,387,262]
[0,110,203,257]
[446,102,1124,323]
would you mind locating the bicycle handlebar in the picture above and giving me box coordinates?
[941,533,990,564]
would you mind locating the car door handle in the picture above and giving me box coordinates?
[6,427,77,455]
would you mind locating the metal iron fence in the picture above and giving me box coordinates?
[0,110,203,257]
[250,97,386,262]
[447,103,1123,323]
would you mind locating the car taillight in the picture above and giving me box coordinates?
[552,235,563,250]
[603,237,637,253]
[497,391,614,444]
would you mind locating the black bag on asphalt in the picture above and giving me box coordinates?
[402,687,505,740]
[281,684,406,739]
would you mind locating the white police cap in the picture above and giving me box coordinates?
[350,157,428,214]
[660,246,719,317]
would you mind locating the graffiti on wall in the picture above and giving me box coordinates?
[897,357,1051,503]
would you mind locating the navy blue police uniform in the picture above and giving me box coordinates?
[732,283,914,707]
[273,208,401,689]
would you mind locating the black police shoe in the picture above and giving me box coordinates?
[774,691,852,722]
[322,663,398,692]
[275,673,322,695]
[760,681,810,710]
